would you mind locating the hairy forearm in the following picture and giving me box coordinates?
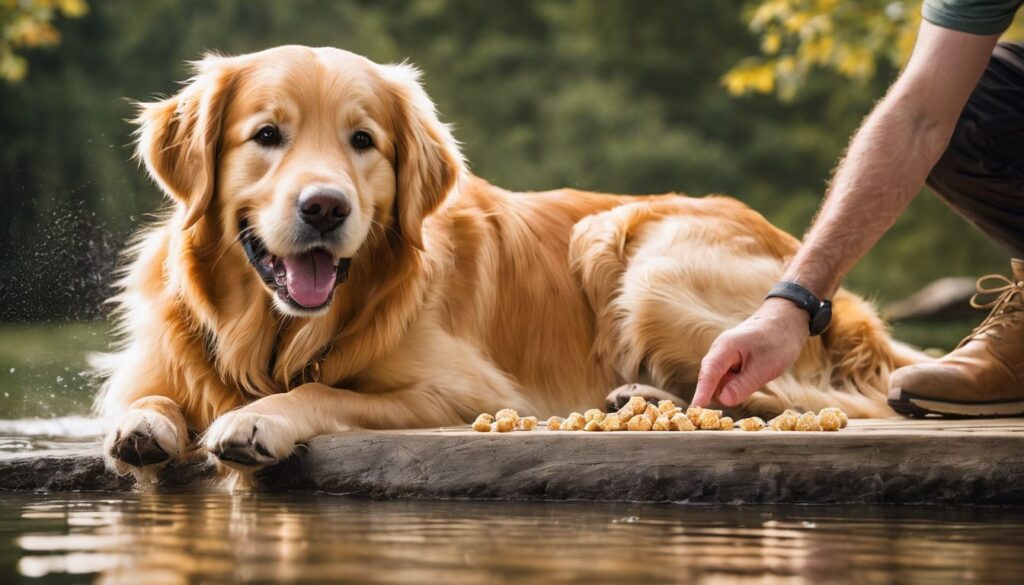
[782,94,953,297]
[780,21,998,299]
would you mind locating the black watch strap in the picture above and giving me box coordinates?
[765,281,833,336]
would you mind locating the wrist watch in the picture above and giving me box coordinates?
[765,281,833,336]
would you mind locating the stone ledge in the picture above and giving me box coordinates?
[3,419,1023,504]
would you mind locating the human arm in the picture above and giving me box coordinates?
[691,21,1000,408]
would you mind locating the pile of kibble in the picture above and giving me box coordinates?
[471,397,848,433]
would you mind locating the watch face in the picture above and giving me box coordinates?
[811,305,832,335]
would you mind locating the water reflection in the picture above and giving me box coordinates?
[1,492,1022,584]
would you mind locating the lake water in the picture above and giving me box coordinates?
[0,490,1022,584]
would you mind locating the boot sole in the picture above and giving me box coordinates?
[889,391,1024,418]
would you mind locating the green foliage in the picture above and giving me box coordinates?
[0,0,1010,323]
[725,0,1024,98]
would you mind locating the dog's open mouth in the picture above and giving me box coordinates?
[239,219,351,311]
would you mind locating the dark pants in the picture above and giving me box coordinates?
[927,43,1024,259]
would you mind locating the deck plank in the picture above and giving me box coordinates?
[2,418,1023,503]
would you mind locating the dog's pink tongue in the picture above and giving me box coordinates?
[282,250,337,308]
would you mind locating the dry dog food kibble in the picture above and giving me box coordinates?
[601,414,625,432]
[698,409,721,430]
[618,396,647,420]
[653,416,671,431]
[669,413,696,431]
[495,417,516,432]
[627,414,654,431]
[643,403,660,421]
[795,411,822,431]
[738,417,765,432]
[658,400,677,415]
[564,412,586,431]
[686,406,703,426]
[495,409,519,424]
[475,404,847,433]
[818,407,848,429]
[818,410,842,431]
[763,408,850,432]
[769,410,799,431]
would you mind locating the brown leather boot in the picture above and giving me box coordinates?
[889,259,1024,417]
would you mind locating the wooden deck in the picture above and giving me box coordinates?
[2,418,1023,504]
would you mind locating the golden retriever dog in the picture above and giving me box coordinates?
[96,45,921,480]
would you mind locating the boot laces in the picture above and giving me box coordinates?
[959,274,1024,347]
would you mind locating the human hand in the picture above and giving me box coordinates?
[691,298,811,407]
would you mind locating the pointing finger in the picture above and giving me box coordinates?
[693,342,740,407]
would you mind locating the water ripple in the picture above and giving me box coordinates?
[0,493,1022,583]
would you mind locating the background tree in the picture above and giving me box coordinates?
[1,0,87,81]
[724,0,1024,98]
[0,0,1010,323]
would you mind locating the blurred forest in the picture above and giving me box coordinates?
[0,0,1011,323]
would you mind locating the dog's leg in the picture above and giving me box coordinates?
[206,324,536,477]
[103,395,190,482]
[204,380,526,472]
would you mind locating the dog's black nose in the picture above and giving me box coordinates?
[298,188,351,235]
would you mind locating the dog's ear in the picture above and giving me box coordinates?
[133,56,238,229]
[380,63,464,250]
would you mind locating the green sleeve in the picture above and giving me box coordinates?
[922,0,1023,35]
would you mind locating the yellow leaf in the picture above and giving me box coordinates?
[57,0,89,18]
[0,53,27,82]
[798,35,834,65]
[722,62,776,95]
[783,11,810,32]
[837,47,875,79]
[10,20,61,47]
[751,0,792,29]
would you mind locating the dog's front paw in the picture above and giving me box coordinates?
[205,411,297,471]
[104,408,187,475]
[605,383,688,411]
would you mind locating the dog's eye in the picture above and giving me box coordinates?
[350,131,373,150]
[253,125,282,147]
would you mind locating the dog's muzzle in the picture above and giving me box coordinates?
[238,218,351,311]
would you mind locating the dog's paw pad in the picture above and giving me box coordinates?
[216,445,270,466]
[104,409,183,471]
[110,429,170,467]
[213,426,277,468]
[206,414,291,471]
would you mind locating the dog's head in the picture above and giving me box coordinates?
[134,46,462,316]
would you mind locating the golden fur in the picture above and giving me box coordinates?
[96,46,919,479]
